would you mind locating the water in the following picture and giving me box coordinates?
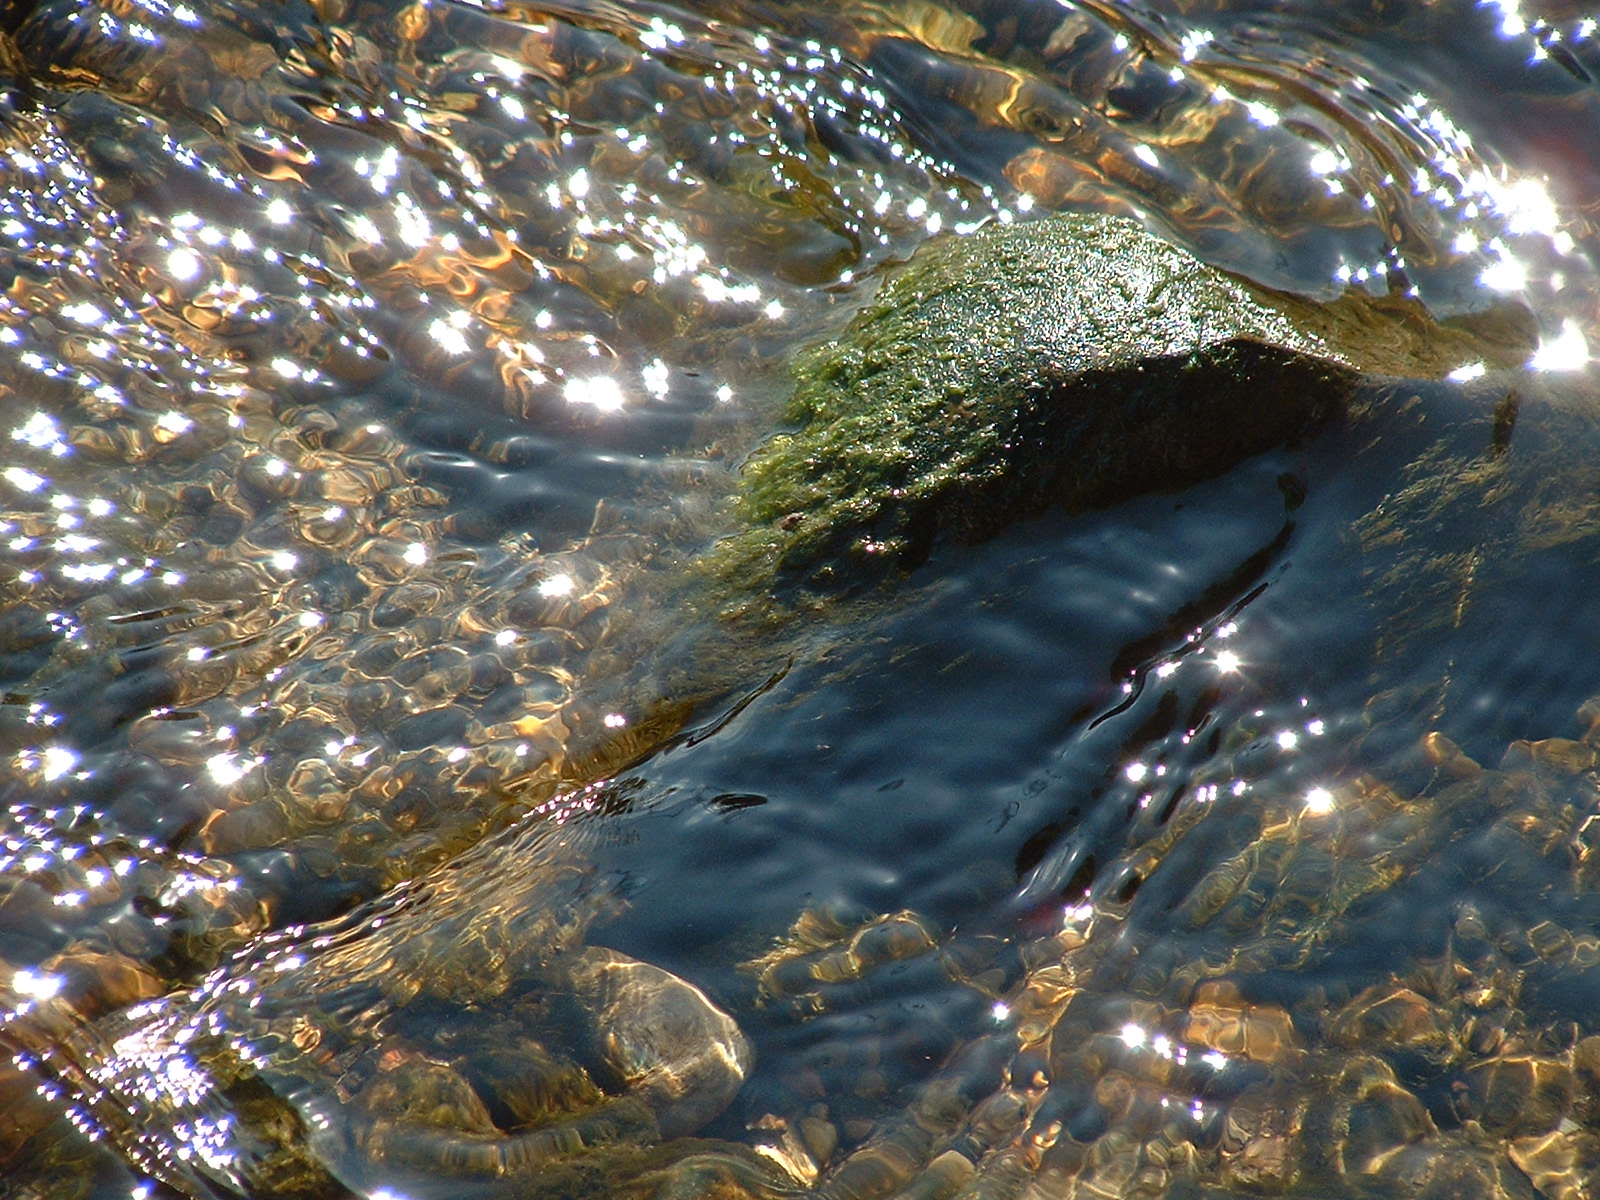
[3,0,1600,1196]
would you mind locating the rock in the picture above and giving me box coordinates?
[559,946,754,1139]
[714,212,1533,607]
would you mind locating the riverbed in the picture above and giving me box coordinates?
[3,1,1600,1197]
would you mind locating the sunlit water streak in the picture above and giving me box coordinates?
[2,0,1600,1195]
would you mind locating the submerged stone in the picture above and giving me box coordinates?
[716,212,1533,607]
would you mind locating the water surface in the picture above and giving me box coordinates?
[4,0,1600,1196]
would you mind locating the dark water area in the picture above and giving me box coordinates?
[5,0,1600,1196]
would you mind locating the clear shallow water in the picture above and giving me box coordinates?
[4,0,1600,1196]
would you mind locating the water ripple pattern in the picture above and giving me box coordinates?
[0,0,1599,1196]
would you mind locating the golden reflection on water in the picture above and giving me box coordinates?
[0,0,1002,942]
[0,0,1014,1183]
[1,0,1600,1193]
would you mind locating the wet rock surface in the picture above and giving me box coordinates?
[716,212,1533,607]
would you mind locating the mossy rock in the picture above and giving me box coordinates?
[711,212,1534,610]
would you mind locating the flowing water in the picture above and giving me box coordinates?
[4,0,1600,1196]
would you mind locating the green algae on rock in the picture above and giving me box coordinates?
[717,212,1534,607]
